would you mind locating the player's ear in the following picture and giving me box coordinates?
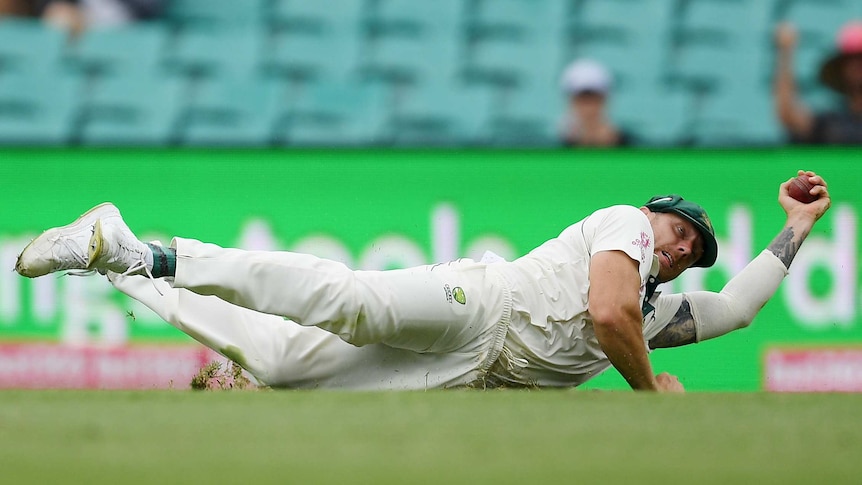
[640,206,653,216]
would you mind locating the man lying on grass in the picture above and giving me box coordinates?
[16,172,830,391]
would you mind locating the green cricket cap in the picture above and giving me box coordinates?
[644,194,718,268]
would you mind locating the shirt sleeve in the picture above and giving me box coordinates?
[583,205,654,272]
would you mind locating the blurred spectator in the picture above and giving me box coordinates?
[39,0,165,34]
[558,59,632,148]
[774,21,862,145]
[0,0,37,16]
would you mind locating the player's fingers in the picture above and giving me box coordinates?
[808,174,827,188]
[811,185,829,197]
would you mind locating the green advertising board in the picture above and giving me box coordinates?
[0,147,859,390]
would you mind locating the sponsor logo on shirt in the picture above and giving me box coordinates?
[631,231,651,265]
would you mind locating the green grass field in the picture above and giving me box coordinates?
[1,390,860,484]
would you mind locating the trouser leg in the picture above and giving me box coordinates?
[108,271,497,389]
[169,237,505,356]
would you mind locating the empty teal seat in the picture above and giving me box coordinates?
[166,0,266,27]
[371,0,465,34]
[680,0,772,38]
[471,0,567,39]
[0,68,80,144]
[688,84,781,146]
[609,84,691,145]
[488,82,559,146]
[78,72,183,145]
[282,79,389,145]
[269,0,365,30]
[576,0,673,39]
[166,27,261,77]
[468,32,566,90]
[264,21,363,81]
[365,29,462,83]
[572,0,674,86]
[388,78,495,145]
[364,0,465,84]
[0,19,67,74]
[671,36,766,91]
[178,72,284,145]
[71,24,168,75]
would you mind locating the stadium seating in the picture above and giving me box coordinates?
[679,0,773,39]
[575,0,673,40]
[484,73,565,146]
[469,0,568,39]
[0,19,67,73]
[280,79,390,146]
[76,72,184,145]
[370,0,464,34]
[68,25,179,144]
[166,0,267,28]
[176,72,284,145]
[364,0,465,84]
[265,0,366,81]
[467,0,568,88]
[0,0,857,147]
[610,83,691,145]
[268,0,366,31]
[689,83,782,145]
[165,27,261,78]
[364,27,462,84]
[0,20,78,144]
[388,77,496,145]
[263,17,364,82]
[0,68,80,145]
[70,24,167,75]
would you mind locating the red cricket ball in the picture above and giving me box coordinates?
[788,175,817,203]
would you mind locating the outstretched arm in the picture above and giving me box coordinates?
[649,171,831,349]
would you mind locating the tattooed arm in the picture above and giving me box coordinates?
[649,171,831,349]
[648,297,696,349]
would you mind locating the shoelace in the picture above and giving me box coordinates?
[122,255,163,297]
[54,235,88,270]
[66,236,164,297]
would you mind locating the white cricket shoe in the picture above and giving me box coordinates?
[15,203,119,277]
[15,202,151,278]
[88,205,151,276]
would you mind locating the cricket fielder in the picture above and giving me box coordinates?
[15,172,831,391]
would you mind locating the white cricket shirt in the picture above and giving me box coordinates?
[487,205,662,387]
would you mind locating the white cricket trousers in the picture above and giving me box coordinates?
[109,237,512,389]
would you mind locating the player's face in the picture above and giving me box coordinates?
[646,211,705,282]
[571,91,606,122]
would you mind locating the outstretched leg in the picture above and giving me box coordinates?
[110,271,496,390]
[169,237,509,357]
[16,203,512,388]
